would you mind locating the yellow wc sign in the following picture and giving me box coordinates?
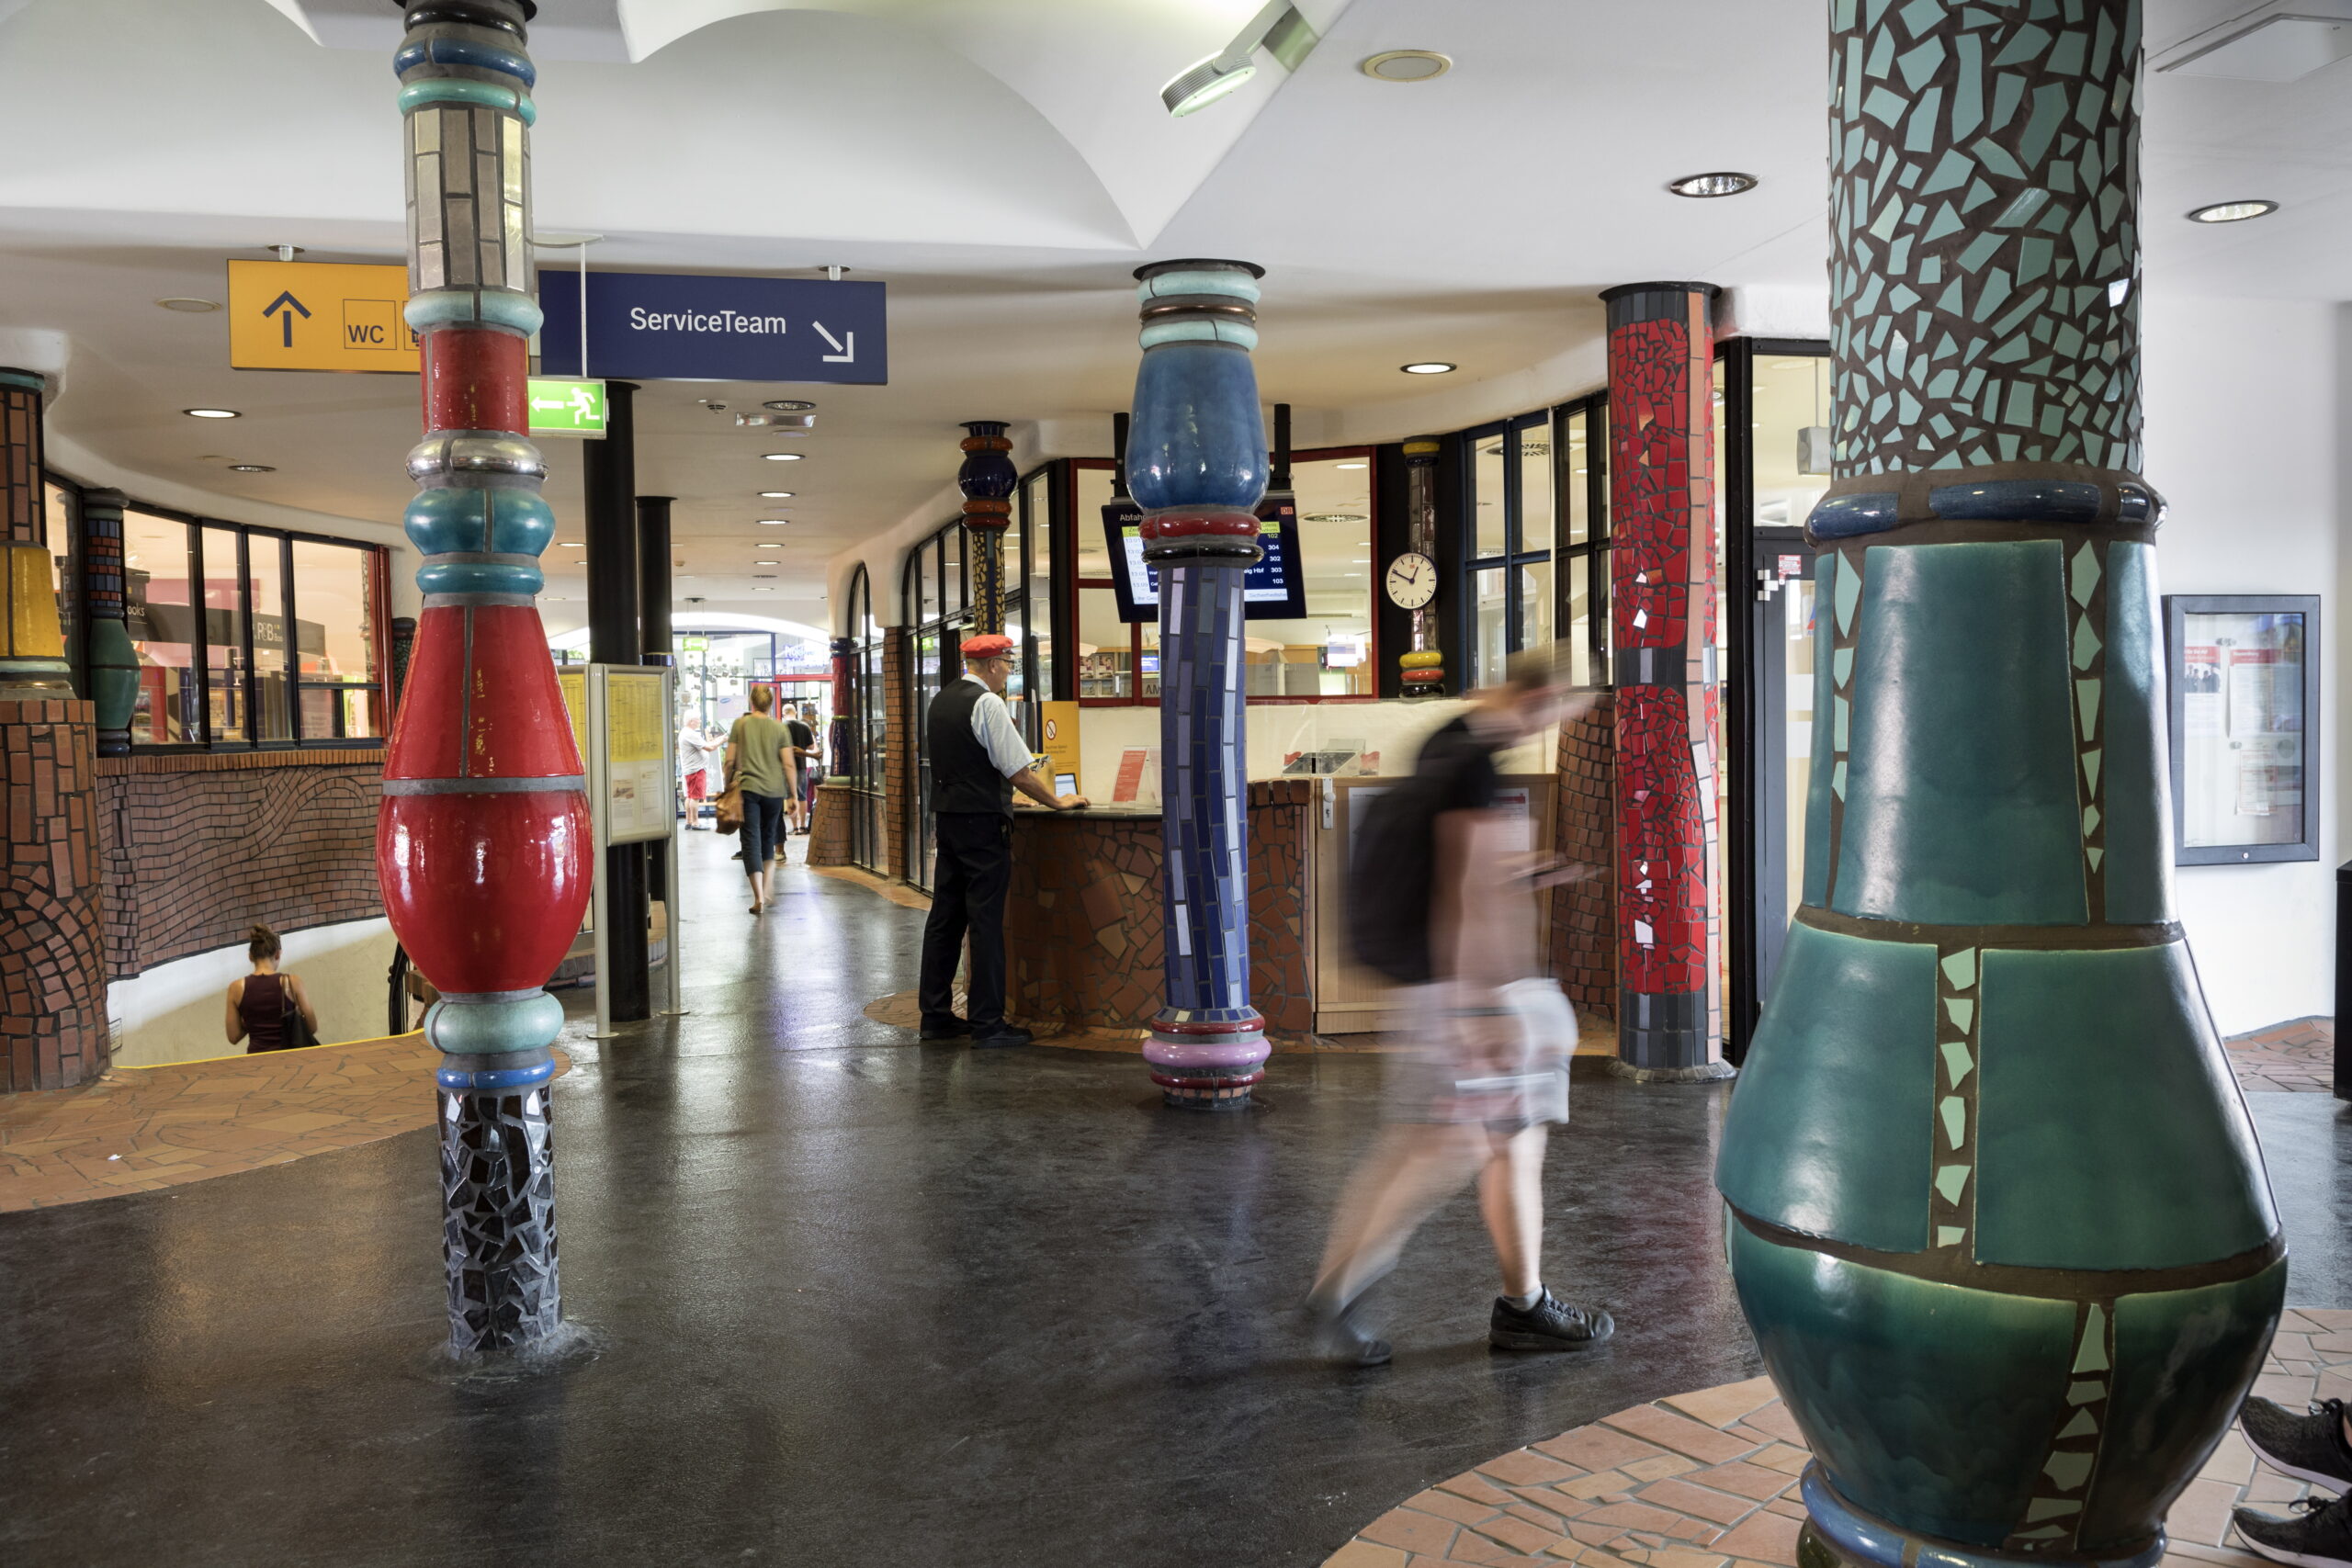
[226,260,420,372]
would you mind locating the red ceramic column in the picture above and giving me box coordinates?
[1602,282,1730,1082]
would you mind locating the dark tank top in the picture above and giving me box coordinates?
[241,973,288,1053]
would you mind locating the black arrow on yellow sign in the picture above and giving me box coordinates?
[263,290,311,349]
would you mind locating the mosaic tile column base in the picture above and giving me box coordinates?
[438,1072,560,1355]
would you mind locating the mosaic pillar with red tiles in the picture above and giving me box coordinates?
[0,700,106,1093]
[385,0,589,1357]
[1601,283,1726,1081]
[1551,692,1616,1019]
[956,422,1016,636]
[881,629,910,881]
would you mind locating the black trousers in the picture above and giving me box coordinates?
[919,812,1012,1031]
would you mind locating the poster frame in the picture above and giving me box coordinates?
[2163,592,2320,866]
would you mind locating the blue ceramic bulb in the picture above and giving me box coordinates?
[1127,343,1268,514]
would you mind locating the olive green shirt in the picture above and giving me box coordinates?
[729,713,793,799]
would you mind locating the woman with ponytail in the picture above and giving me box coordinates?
[224,924,321,1054]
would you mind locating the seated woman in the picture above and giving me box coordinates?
[224,924,320,1054]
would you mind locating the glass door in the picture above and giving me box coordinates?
[1749,535,1817,1010]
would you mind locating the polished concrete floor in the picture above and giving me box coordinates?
[1,830,2346,1567]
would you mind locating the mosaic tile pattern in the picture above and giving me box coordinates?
[441,1081,560,1348]
[2070,538,2111,907]
[1322,1321,2352,1568]
[1605,285,1721,1068]
[2226,1018,2334,1094]
[1157,564,1256,1020]
[0,372,40,545]
[883,632,910,882]
[1553,694,1619,1019]
[807,780,853,867]
[0,699,106,1093]
[1828,0,2143,476]
[95,750,383,979]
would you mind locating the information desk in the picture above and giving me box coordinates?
[1002,774,1555,1037]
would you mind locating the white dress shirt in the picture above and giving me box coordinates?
[960,674,1033,778]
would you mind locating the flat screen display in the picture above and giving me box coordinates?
[1102,491,1309,623]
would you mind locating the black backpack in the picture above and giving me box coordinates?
[1346,773,1442,983]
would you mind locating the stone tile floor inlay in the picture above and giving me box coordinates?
[1322,1310,2352,1568]
[2227,1017,2335,1094]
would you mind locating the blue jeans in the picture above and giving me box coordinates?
[741,791,786,874]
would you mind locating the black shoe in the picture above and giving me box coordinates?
[969,1025,1033,1048]
[2245,1399,2352,1491]
[1489,1289,1614,1352]
[1306,1293,1392,1368]
[2237,1492,2352,1568]
[919,1018,973,1042]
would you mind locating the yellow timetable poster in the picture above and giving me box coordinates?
[605,671,666,763]
[558,669,586,751]
[602,670,672,842]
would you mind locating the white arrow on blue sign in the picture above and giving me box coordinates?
[537,272,888,385]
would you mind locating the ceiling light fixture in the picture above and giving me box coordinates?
[227,464,275,473]
[157,298,219,313]
[1668,171,1759,198]
[1361,49,1450,82]
[1161,0,1319,117]
[753,587,776,592]
[183,408,241,419]
[757,519,790,525]
[2188,199,2278,224]
[759,491,795,499]
[763,452,805,461]
[764,400,815,412]
[1400,362,1455,375]
[560,541,586,547]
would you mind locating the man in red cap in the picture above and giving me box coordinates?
[919,632,1087,1047]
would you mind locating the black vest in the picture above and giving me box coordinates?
[928,678,1015,817]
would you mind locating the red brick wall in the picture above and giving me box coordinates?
[96,750,384,979]
[1005,781,1315,1035]
[0,700,106,1091]
[1552,694,1617,1019]
[807,780,852,867]
[882,632,910,882]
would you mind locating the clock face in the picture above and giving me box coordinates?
[1385,552,1438,610]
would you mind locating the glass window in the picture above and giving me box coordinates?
[124,511,195,743]
[1023,469,1055,704]
[2177,605,2310,853]
[199,526,247,742]
[249,533,292,740]
[1077,586,1130,699]
[917,539,941,623]
[1521,423,1554,558]
[1566,555,1593,688]
[1752,353,1833,531]
[1245,454,1375,697]
[941,528,966,617]
[292,539,382,739]
[1472,429,1509,558]
[43,480,74,670]
[1553,393,1609,687]
[1518,558,1553,655]
[1473,565,1508,688]
[1564,411,1592,546]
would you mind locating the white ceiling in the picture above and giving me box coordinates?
[0,0,2344,635]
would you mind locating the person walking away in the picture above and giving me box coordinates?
[785,704,817,836]
[225,924,321,1054]
[677,716,716,829]
[918,633,1085,1048]
[725,685,797,915]
[1307,645,1613,1366]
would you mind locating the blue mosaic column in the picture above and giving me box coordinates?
[1717,6,2283,1567]
[1129,260,1269,1111]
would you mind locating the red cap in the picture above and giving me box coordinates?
[960,633,1015,660]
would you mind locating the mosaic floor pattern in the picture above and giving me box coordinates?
[2227,1017,2335,1094]
[1321,1312,2352,1568]
[0,1033,568,1213]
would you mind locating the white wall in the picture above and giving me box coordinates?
[106,918,402,1067]
[2143,295,2348,1035]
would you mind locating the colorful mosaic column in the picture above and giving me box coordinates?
[957,421,1016,636]
[1397,436,1444,695]
[1129,260,1270,1111]
[78,488,138,755]
[1601,284,1727,1081]
[1718,6,2282,1568]
[382,0,590,1357]
[0,369,69,703]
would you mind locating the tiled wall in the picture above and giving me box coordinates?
[882,632,910,883]
[806,780,852,867]
[95,750,384,979]
[1552,694,1617,1019]
[0,700,106,1091]
[1004,781,1315,1035]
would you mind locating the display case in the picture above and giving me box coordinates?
[2165,594,2318,865]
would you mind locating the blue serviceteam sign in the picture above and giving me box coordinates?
[1103,493,1307,623]
[537,272,888,384]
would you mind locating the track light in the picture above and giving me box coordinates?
[1161,1,1319,117]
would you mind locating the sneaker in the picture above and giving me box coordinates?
[2236,1492,2352,1568]
[1489,1290,1615,1353]
[919,1018,972,1042]
[1307,1293,1392,1368]
[969,1025,1034,1048]
[2245,1399,2352,1490]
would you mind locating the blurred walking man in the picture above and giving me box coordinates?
[1309,646,1614,1366]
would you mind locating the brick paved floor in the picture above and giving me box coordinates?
[0,1033,566,1213]
[1324,1311,2352,1568]
[2228,1017,2335,1093]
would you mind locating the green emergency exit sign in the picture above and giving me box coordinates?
[527,378,607,436]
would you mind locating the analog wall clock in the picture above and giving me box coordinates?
[1385,551,1438,610]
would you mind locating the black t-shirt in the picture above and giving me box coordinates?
[1417,716,1500,815]
[786,718,815,753]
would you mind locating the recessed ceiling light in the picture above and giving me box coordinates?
[1335,460,1368,469]
[227,464,274,473]
[1303,513,1366,524]
[1361,49,1450,82]
[183,407,241,419]
[1401,362,1455,375]
[754,574,777,580]
[1668,171,1759,198]
[759,491,795,499]
[757,519,790,526]
[753,586,776,592]
[763,452,805,461]
[2188,199,2278,224]
[764,400,815,412]
[559,541,585,547]
[157,298,219,313]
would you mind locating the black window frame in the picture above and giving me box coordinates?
[1460,411,1557,687]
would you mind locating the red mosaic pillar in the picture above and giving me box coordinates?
[1601,282,1728,1081]
[0,699,106,1092]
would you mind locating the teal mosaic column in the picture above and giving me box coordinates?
[1716,6,2285,1568]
